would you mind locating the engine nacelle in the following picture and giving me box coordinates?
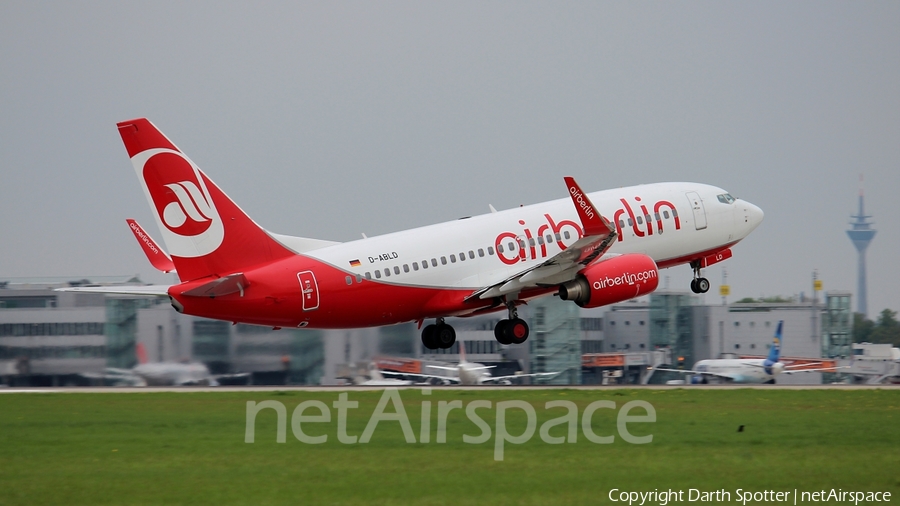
[558,254,660,308]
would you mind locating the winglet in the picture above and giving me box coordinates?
[563,177,614,237]
[126,219,176,273]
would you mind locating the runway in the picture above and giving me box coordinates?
[0,384,896,393]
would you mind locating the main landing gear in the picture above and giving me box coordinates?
[420,301,531,350]
[421,318,456,350]
[690,260,710,294]
[493,300,529,346]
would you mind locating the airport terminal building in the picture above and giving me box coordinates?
[0,277,855,386]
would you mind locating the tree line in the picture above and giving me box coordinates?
[853,309,900,347]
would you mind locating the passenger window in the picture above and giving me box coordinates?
[431,258,438,267]
[356,274,363,283]
[545,235,553,243]
[469,250,475,259]
[627,219,633,227]
[564,231,571,239]
[645,215,651,222]
[528,238,535,247]
[518,239,525,248]
[459,252,465,261]
[654,213,660,221]
[663,210,670,219]
[412,263,419,271]
[497,244,504,253]
[384,268,391,277]
[422,261,429,269]
[555,233,562,242]
[672,209,678,217]
[394,266,400,275]
[478,248,484,257]
[450,254,456,263]
[487,246,494,255]
[345,276,353,285]
[365,272,371,280]
[441,256,447,265]
[636,216,643,225]
[508,242,515,251]
[374,271,381,279]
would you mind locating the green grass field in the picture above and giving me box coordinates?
[1,388,898,505]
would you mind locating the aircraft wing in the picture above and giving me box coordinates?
[427,365,494,372]
[782,366,848,375]
[466,177,617,301]
[55,285,171,296]
[482,371,564,383]
[379,370,461,384]
[653,367,738,381]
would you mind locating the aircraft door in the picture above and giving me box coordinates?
[297,271,320,311]
[685,191,707,230]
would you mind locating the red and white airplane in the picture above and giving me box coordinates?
[66,118,763,351]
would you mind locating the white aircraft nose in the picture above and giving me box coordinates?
[737,200,764,231]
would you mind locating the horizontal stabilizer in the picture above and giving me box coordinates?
[181,273,249,298]
[55,285,171,296]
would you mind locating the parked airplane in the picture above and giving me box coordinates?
[63,118,764,351]
[655,321,840,384]
[382,341,560,385]
[354,363,415,386]
[84,344,249,386]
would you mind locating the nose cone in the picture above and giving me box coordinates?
[738,200,764,233]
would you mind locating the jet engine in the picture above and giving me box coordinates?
[558,254,660,308]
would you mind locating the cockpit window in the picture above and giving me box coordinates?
[717,193,735,204]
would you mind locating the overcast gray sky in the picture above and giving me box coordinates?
[2,2,898,317]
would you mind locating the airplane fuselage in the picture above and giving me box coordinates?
[693,359,784,384]
[170,182,761,329]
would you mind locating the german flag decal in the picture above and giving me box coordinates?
[349,259,361,267]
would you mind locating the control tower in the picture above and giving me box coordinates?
[846,177,876,316]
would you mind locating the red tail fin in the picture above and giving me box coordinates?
[117,119,294,281]
[135,342,149,365]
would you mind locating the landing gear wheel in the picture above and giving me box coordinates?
[507,318,529,345]
[435,323,456,349]
[689,260,710,294]
[421,324,439,350]
[696,277,710,293]
[494,319,513,345]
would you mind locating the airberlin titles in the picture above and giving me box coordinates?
[128,220,161,256]
[493,195,682,266]
[568,184,597,220]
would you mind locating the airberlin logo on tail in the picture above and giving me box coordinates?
[131,148,224,258]
[161,181,214,233]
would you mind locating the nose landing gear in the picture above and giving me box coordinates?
[690,260,710,294]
